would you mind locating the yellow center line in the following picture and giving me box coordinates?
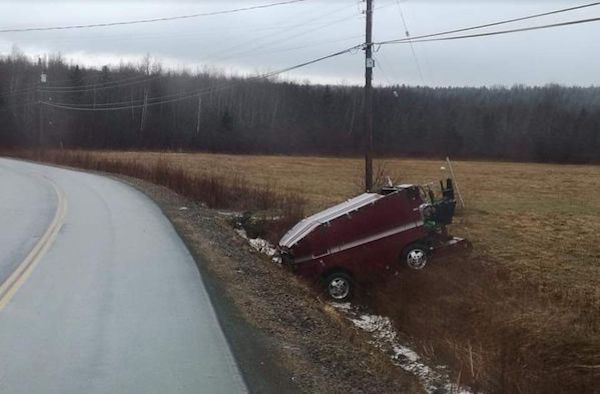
[0,175,67,311]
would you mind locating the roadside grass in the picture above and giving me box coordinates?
[62,150,600,303]
[8,149,599,392]
[5,149,306,231]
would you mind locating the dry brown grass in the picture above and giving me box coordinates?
[6,149,306,217]
[9,149,599,392]
[75,151,600,301]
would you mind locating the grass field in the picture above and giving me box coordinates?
[13,150,600,392]
[90,151,600,304]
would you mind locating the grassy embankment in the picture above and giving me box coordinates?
[10,150,600,393]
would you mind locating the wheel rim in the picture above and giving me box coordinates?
[406,249,427,270]
[328,277,350,300]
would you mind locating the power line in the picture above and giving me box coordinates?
[31,30,361,106]
[7,32,358,101]
[0,72,160,97]
[39,74,162,94]
[0,100,39,112]
[12,1,599,108]
[38,5,600,108]
[208,12,361,64]
[0,0,308,33]
[199,2,359,64]
[29,5,362,104]
[30,14,600,108]
[44,35,364,108]
[5,14,344,97]
[41,73,160,91]
[0,86,38,98]
[376,1,600,45]
[394,0,425,85]
[2,1,350,50]
[1,1,343,97]
[378,16,600,46]
[2,1,362,98]
[46,76,226,108]
[41,45,362,112]
[373,52,394,86]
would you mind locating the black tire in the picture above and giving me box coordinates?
[324,271,353,302]
[402,243,429,270]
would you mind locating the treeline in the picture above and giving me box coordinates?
[1,52,600,163]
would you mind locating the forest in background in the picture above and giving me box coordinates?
[1,51,600,163]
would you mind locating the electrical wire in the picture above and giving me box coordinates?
[35,14,600,107]
[216,34,364,63]
[5,16,340,44]
[40,44,362,111]
[40,73,160,91]
[377,16,600,45]
[394,0,425,85]
[0,72,160,97]
[373,53,394,86]
[0,100,39,112]
[38,74,162,94]
[8,0,598,105]
[2,0,365,97]
[6,31,357,102]
[44,35,364,108]
[2,1,345,97]
[12,4,359,99]
[198,2,358,64]
[0,0,309,33]
[208,12,362,64]
[0,86,38,98]
[376,1,600,45]
[202,2,400,67]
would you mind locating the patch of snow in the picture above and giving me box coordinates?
[264,215,282,221]
[332,303,474,394]
[248,238,277,257]
[217,210,241,217]
[178,206,189,211]
[235,228,281,263]
[332,302,352,312]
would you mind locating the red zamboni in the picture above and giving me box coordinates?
[278,179,471,301]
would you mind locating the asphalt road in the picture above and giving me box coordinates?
[0,161,56,285]
[0,158,247,394]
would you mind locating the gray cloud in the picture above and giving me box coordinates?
[1,0,599,86]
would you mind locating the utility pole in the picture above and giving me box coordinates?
[196,95,202,136]
[139,88,149,135]
[364,0,374,192]
[38,61,47,151]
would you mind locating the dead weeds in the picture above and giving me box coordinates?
[9,149,600,393]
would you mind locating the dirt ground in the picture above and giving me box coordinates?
[116,174,423,394]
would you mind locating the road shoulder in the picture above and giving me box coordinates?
[115,175,421,394]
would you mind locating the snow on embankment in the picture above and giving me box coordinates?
[332,303,473,394]
[234,228,281,263]
[233,225,473,394]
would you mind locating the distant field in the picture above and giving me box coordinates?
[89,151,600,305]
[15,149,600,391]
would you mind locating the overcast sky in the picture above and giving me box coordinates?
[0,0,599,87]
